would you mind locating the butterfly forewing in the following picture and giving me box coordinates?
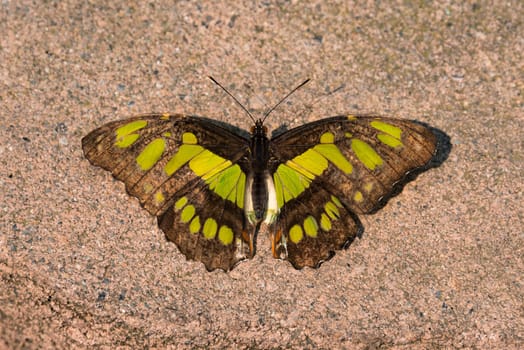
[268,115,436,268]
[82,113,253,271]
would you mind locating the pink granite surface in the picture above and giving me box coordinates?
[1,1,522,348]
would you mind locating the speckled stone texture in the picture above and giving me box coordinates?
[1,1,522,349]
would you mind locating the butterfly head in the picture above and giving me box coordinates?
[250,119,268,137]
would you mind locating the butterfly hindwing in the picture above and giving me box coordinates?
[157,176,250,271]
[272,181,362,269]
[269,115,437,268]
[82,114,253,271]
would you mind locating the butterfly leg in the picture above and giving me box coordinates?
[270,229,282,258]
[269,227,288,260]
[241,229,255,258]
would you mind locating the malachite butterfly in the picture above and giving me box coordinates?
[82,79,437,271]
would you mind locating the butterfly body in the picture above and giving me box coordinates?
[246,120,273,222]
[83,113,436,271]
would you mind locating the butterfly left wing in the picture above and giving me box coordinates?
[268,115,437,269]
[82,114,253,271]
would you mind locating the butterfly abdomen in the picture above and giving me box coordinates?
[251,172,268,220]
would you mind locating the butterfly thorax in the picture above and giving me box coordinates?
[250,120,270,173]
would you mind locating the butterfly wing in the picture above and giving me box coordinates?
[82,114,253,271]
[268,115,437,268]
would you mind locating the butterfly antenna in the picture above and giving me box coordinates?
[262,78,310,123]
[208,76,256,123]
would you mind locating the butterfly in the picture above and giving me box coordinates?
[82,79,437,271]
